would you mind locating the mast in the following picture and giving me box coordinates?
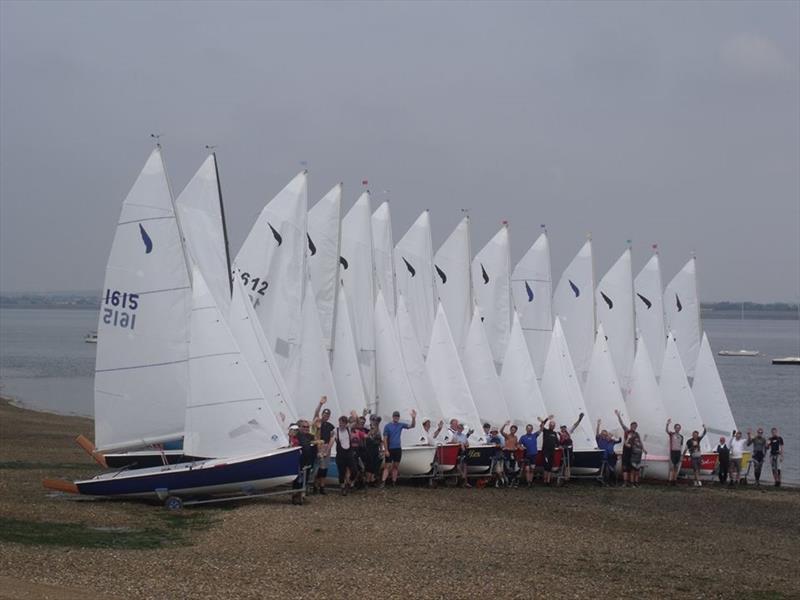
[211,151,233,296]
[328,184,343,361]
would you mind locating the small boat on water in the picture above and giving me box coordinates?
[84,331,97,343]
[772,356,800,365]
[718,349,760,357]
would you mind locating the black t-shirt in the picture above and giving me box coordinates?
[768,436,784,455]
[319,421,334,443]
[542,429,559,452]
[716,444,730,460]
[296,432,317,466]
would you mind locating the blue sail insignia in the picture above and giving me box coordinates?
[525,281,534,302]
[139,224,153,254]
[569,279,580,298]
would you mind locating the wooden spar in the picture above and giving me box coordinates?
[42,478,79,494]
[74,434,108,468]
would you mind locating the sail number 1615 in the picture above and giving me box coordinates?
[102,289,138,330]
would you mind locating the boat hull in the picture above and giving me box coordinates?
[681,452,719,477]
[75,447,301,498]
[465,444,497,475]
[435,444,460,473]
[568,449,605,475]
[397,446,437,478]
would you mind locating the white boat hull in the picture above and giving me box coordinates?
[397,445,437,478]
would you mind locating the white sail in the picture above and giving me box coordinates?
[471,225,512,368]
[175,153,231,313]
[395,210,436,356]
[552,239,595,386]
[426,303,485,443]
[433,216,473,354]
[396,294,442,423]
[375,290,425,444]
[228,277,297,426]
[283,278,344,421]
[664,257,702,378]
[595,248,635,388]
[511,231,553,379]
[660,332,709,450]
[184,268,287,459]
[624,335,670,456]
[463,306,511,427]
[634,252,667,378]
[540,317,596,450]
[500,311,549,431]
[233,172,307,371]
[372,201,396,315]
[331,284,369,415]
[692,332,737,441]
[94,148,191,452]
[583,324,627,439]
[308,184,342,350]
[339,192,376,406]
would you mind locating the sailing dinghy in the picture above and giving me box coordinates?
[46,268,301,501]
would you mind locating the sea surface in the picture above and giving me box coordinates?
[1,307,798,483]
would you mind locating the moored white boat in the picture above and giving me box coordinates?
[718,349,760,357]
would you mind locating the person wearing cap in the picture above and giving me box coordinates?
[312,396,334,495]
[380,409,417,488]
[558,412,584,483]
[420,419,444,445]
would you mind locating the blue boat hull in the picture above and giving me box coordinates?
[76,447,301,498]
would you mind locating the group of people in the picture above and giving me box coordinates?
[287,396,786,493]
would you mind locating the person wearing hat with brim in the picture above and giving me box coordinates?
[380,408,416,488]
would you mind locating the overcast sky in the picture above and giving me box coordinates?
[1,1,798,301]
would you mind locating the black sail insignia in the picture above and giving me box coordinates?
[435,264,447,284]
[481,263,489,284]
[600,291,613,309]
[307,233,316,256]
[636,293,652,309]
[139,224,153,254]
[675,293,682,312]
[525,281,534,302]
[267,222,283,246]
[402,257,416,277]
[339,256,349,270]
[569,279,580,298]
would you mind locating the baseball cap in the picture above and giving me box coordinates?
[392,410,400,417]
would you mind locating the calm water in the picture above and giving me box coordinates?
[1,307,798,482]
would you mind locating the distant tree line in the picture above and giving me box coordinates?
[701,302,799,312]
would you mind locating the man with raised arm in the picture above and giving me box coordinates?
[596,419,622,486]
[665,419,684,486]
[518,416,549,487]
[541,416,560,485]
[312,396,334,495]
[380,409,417,488]
[615,409,640,487]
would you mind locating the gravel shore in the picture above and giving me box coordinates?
[1,399,798,599]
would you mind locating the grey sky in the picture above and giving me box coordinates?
[1,1,798,301]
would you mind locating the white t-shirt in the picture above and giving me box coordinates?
[729,437,747,459]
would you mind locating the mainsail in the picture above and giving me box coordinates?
[94,148,191,452]
[634,252,667,379]
[308,184,342,351]
[372,201,396,315]
[692,332,737,440]
[394,210,436,356]
[233,172,307,372]
[660,332,709,450]
[624,335,670,456]
[510,231,553,379]
[462,306,511,427]
[340,192,376,406]
[540,317,596,450]
[184,268,287,459]
[583,324,627,439]
[664,257,702,378]
[595,248,635,389]
[500,311,549,432]
[553,239,595,386]
[471,225,512,369]
[433,216,473,355]
[426,303,485,443]
[331,284,369,415]
[228,277,297,426]
[283,278,343,421]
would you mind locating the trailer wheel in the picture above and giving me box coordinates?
[164,496,184,511]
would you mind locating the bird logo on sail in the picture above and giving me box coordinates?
[307,233,317,256]
[139,224,153,254]
[637,293,652,309]
[600,291,613,309]
[569,279,580,297]
[339,256,349,270]
[481,263,489,284]
[402,257,416,277]
[525,281,534,302]
[435,265,447,284]
[267,222,283,246]
[675,293,683,312]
